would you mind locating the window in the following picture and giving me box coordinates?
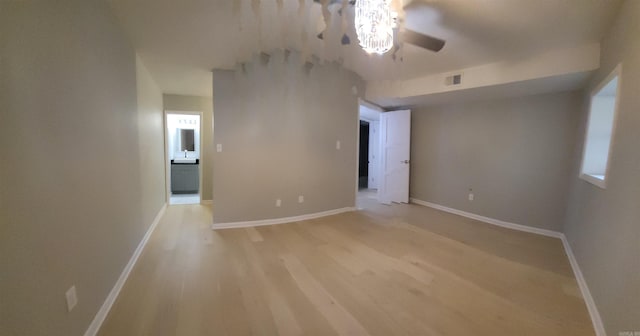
[580,65,621,188]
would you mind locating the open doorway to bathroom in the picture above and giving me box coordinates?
[165,112,202,205]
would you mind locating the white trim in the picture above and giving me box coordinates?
[579,173,607,189]
[409,198,562,238]
[84,203,167,336]
[211,207,356,230]
[579,63,623,190]
[410,198,605,336]
[358,98,384,112]
[163,112,170,203]
[201,199,213,205]
[560,236,606,336]
[590,63,622,97]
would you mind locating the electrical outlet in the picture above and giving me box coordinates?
[298,195,304,203]
[65,286,78,312]
[276,199,281,207]
[216,144,222,152]
[468,193,474,201]
[336,140,341,150]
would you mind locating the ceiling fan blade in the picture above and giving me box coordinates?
[400,29,445,52]
[341,33,351,45]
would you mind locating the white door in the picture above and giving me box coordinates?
[379,109,410,204]
[368,121,379,189]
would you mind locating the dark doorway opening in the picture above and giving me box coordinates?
[359,120,370,189]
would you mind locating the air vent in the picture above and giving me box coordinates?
[445,73,463,86]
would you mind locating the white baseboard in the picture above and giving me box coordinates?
[211,207,356,230]
[410,198,605,336]
[560,236,606,336]
[201,199,213,205]
[84,203,167,336]
[409,198,563,238]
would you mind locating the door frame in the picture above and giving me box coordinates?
[164,110,204,204]
[367,119,380,190]
[356,99,384,205]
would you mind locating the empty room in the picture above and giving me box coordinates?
[1,0,639,335]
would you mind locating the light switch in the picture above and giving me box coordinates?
[336,141,341,150]
[216,144,222,152]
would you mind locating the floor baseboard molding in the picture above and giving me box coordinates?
[211,207,356,230]
[560,235,606,336]
[84,203,167,336]
[201,199,213,205]
[410,197,605,336]
[409,198,563,238]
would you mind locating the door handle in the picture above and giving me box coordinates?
[401,160,410,164]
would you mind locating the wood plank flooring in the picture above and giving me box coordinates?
[98,196,594,336]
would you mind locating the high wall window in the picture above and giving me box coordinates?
[580,65,621,188]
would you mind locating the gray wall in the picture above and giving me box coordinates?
[212,51,363,224]
[136,56,167,226]
[563,0,640,333]
[0,2,166,335]
[163,94,214,201]
[410,91,581,231]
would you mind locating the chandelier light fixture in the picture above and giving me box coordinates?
[355,0,395,54]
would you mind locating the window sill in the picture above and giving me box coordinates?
[580,173,607,189]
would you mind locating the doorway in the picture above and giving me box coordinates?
[358,104,382,205]
[359,120,370,189]
[165,112,203,205]
[357,102,411,206]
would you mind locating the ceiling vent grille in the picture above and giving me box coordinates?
[445,73,463,86]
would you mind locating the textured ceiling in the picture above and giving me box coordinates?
[109,0,621,97]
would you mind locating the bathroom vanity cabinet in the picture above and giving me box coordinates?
[171,160,199,194]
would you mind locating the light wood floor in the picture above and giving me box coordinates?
[98,195,594,336]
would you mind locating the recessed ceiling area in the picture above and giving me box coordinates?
[372,72,592,108]
[108,0,622,97]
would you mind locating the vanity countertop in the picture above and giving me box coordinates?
[171,159,199,164]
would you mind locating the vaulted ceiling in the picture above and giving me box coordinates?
[109,0,621,97]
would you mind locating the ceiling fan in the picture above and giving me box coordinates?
[312,0,445,53]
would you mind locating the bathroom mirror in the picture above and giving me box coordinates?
[179,129,195,151]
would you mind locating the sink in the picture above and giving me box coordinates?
[173,158,197,164]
